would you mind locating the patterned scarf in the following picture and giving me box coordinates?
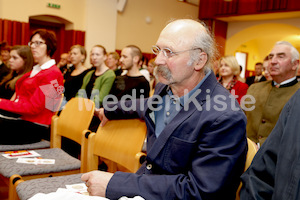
[218,76,237,91]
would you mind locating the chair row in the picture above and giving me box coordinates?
[0,97,147,200]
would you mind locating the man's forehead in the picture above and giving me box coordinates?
[270,44,290,55]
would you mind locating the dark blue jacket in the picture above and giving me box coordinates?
[105,72,247,200]
[241,89,300,200]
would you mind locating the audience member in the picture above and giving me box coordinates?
[108,45,150,100]
[244,41,300,146]
[57,52,70,75]
[77,45,116,133]
[82,19,247,200]
[106,51,122,76]
[0,29,63,144]
[0,45,33,99]
[63,45,89,101]
[78,45,116,108]
[218,56,249,104]
[240,88,300,200]
[245,62,266,86]
[121,54,151,82]
[147,58,158,93]
[263,55,273,81]
[0,42,12,82]
[138,55,151,82]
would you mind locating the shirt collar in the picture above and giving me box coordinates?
[166,69,212,106]
[273,76,296,86]
[30,59,55,77]
[34,59,56,70]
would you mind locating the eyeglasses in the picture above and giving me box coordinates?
[28,41,46,47]
[151,45,202,58]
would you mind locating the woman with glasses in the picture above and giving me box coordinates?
[0,29,63,144]
[218,56,248,104]
[0,45,33,99]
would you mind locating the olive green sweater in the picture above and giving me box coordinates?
[78,69,115,108]
[245,80,300,145]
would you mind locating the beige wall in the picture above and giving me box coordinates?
[85,0,117,59]
[226,18,300,70]
[0,0,86,30]
[116,0,199,53]
[0,0,198,56]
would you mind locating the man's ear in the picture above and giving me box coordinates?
[292,60,299,71]
[133,55,140,64]
[194,53,208,71]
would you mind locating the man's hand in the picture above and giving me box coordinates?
[81,170,113,197]
[94,108,109,126]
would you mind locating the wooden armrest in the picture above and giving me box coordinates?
[135,152,147,164]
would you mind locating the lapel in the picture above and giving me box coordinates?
[146,72,218,161]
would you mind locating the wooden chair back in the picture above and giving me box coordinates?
[51,97,95,172]
[86,119,147,173]
[51,97,95,148]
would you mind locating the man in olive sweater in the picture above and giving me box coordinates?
[244,41,300,146]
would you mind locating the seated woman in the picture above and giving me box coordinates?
[62,45,115,157]
[63,45,89,101]
[218,56,248,104]
[78,45,115,108]
[0,45,33,99]
[0,29,63,145]
[78,45,115,131]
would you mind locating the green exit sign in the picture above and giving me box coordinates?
[47,3,61,9]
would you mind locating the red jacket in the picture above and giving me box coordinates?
[230,81,249,104]
[0,65,63,125]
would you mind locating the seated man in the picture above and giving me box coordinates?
[82,19,247,200]
[245,41,300,146]
[246,62,266,86]
[240,88,300,200]
[108,45,150,100]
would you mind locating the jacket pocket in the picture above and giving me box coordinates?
[163,136,197,174]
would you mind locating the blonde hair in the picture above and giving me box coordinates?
[220,56,240,76]
[70,44,86,63]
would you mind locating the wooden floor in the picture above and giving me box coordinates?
[0,177,8,200]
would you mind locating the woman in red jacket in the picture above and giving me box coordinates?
[0,29,63,144]
[218,56,249,104]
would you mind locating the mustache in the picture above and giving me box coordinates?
[156,66,172,80]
